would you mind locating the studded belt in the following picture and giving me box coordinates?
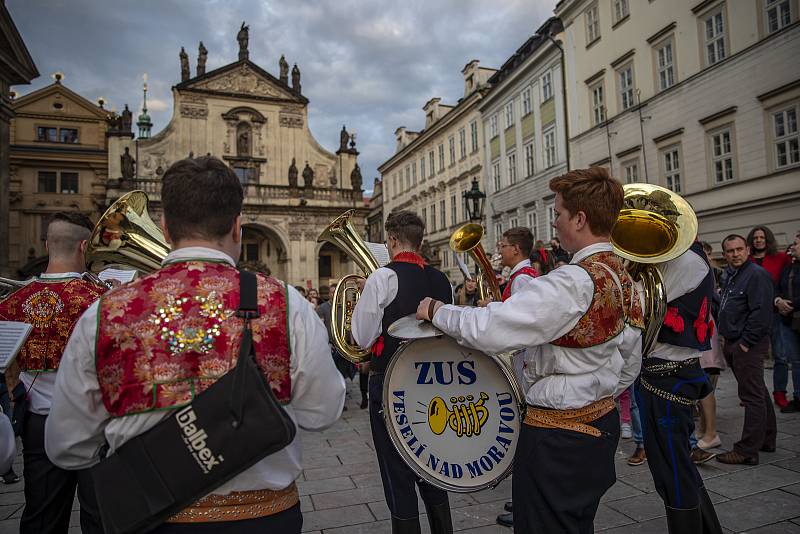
[166,482,299,523]
[524,397,615,437]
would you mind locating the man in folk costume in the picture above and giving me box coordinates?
[352,210,454,534]
[417,168,644,534]
[635,238,724,533]
[494,226,539,528]
[45,157,346,533]
[0,212,107,534]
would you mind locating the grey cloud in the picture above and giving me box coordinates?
[9,0,556,191]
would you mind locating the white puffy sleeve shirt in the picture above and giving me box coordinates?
[44,247,346,494]
[432,243,642,408]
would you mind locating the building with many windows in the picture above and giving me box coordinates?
[8,77,109,275]
[378,60,496,282]
[555,0,800,249]
[480,17,568,248]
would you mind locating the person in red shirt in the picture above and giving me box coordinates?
[747,226,793,408]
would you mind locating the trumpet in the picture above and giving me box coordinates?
[449,223,501,302]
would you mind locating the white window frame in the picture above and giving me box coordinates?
[439,200,446,230]
[522,88,532,115]
[449,136,456,165]
[507,151,517,185]
[494,221,504,242]
[662,145,682,193]
[430,203,436,231]
[451,194,457,226]
[710,127,735,184]
[438,143,445,172]
[704,9,726,67]
[505,101,515,129]
[541,72,553,102]
[459,127,467,159]
[765,0,792,34]
[429,150,435,176]
[470,121,479,152]
[656,39,675,91]
[590,82,606,126]
[546,202,556,241]
[492,161,501,192]
[622,158,639,183]
[490,115,498,137]
[543,127,556,168]
[420,156,426,180]
[613,0,629,25]
[411,161,417,185]
[617,64,635,111]
[405,166,411,191]
[524,142,534,177]
[773,104,799,169]
[585,2,600,44]
[509,216,519,229]
[527,210,538,242]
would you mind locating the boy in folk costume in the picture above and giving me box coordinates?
[418,168,643,533]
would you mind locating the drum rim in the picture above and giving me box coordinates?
[381,336,525,493]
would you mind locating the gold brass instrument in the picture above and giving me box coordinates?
[317,210,381,364]
[86,190,170,273]
[428,392,490,437]
[449,223,501,302]
[611,183,697,355]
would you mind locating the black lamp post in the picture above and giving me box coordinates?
[463,177,486,222]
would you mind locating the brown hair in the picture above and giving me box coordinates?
[502,227,533,257]
[161,156,244,242]
[746,225,778,256]
[548,167,623,236]
[385,210,425,248]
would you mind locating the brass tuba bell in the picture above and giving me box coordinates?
[86,190,170,273]
[317,210,380,364]
[611,183,697,355]
[449,223,501,302]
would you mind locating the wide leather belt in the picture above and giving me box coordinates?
[166,482,299,523]
[524,397,615,437]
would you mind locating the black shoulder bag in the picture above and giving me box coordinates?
[89,271,296,534]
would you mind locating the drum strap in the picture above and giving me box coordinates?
[523,397,615,437]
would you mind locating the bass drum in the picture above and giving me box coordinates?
[382,336,525,493]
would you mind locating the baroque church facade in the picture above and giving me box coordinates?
[107,26,367,288]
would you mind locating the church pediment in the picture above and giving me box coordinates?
[177,61,305,103]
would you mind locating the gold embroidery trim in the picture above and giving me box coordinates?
[524,397,615,437]
[166,482,299,523]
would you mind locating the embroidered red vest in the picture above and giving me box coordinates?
[0,277,106,371]
[501,266,539,302]
[551,251,644,348]
[95,261,291,417]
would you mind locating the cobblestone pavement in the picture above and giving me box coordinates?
[1,369,799,533]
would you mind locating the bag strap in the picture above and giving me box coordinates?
[230,271,260,427]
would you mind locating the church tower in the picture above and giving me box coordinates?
[136,74,152,139]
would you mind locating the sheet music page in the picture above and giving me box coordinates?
[365,242,390,268]
[0,321,33,372]
[98,268,138,284]
[456,255,471,280]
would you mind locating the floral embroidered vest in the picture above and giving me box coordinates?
[95,261,291,417]
[551,251,644,348]
[501,266,539,302]
[0,277,106,371]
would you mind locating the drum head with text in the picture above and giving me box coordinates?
[383,336,523,492]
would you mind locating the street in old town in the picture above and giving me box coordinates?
[0,369,797,534]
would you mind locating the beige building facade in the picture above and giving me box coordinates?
[108,36,367,289]
[378,60,495,283]
[555,0,800,251]
[8,78,108,275]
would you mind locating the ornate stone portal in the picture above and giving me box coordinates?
[107,25,366,288]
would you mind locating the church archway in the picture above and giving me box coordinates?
[240,223,288,281]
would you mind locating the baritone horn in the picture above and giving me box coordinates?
[317,210,380,364]
[449,223,501,302]
[86,190,170,273]
[611,183,697,355]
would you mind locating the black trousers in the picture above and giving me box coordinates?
[20,413,104,534]
[368,374,449,521]
[152,503,302,533]
[636,359,712,509]
[723,337,777,459]
[512,408,620,534]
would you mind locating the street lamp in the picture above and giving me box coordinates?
[463,177,486,222]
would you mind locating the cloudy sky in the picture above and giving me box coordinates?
[9,0,557,193]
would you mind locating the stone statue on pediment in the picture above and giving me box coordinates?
[237,130,250,156]
[291,64,301,94]
[339,125,349,152]
[279,55,289,84]
[197,41,208,76]
[237,22,249,61]
[121,146,135,182]
[302,162,314,188]
[350,163,363,191]
[288,157,298,187]
[120,105,132,133]
[180,47,190,81]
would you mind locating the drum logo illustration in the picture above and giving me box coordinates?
[384,336,522,492]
